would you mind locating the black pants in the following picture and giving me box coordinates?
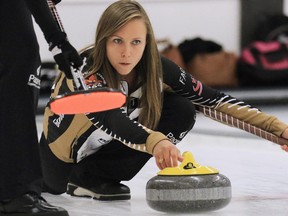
[0,0,42,200]
[40,92,196,194]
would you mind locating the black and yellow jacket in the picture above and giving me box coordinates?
[42,53,288,163]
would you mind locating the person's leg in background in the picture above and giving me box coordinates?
[0,0,68,215]
[0,0,42,201]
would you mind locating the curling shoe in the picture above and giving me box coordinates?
[67,182,131,201]
[0,193,69,216]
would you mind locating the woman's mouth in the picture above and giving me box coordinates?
[120,62,130,65]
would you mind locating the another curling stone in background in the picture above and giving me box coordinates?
[146,151,231,213]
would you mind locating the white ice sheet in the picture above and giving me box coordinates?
[38,105,288,216]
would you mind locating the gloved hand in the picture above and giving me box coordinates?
[52,0,61,5]
[49,32,83,79]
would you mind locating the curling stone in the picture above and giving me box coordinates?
[146,151,231,213]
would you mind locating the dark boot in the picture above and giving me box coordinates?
[0,193,69,216]
[67,181,130,201]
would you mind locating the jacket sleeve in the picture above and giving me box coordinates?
[161,56,288,137]
[24,0,64,43]
[47,72,168,156]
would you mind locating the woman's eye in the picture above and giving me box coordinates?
[113,38,122,44]
[132,40,141,45]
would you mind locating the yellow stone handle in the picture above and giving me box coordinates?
[157,151,219,176]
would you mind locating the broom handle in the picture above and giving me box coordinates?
[47,0,87,90]
[197,106,288,146]
[47,0,65,32]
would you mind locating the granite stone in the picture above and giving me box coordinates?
[146,174,231,213]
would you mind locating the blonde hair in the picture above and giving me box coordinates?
[89,0,163,129]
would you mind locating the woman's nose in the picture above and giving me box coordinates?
[121,45,131,57]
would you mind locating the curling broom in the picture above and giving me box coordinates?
[47,0,126,114]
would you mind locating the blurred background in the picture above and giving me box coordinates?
[34,0,288,59]
[36,0,288,111]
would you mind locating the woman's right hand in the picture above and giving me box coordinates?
[152,139,183,170]
[280,128,288,152]
[281,145,288,152]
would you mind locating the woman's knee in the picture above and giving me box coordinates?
[163,92,196,128]
[157,93,196,143]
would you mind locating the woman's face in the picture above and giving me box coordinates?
[106,18,147,76]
